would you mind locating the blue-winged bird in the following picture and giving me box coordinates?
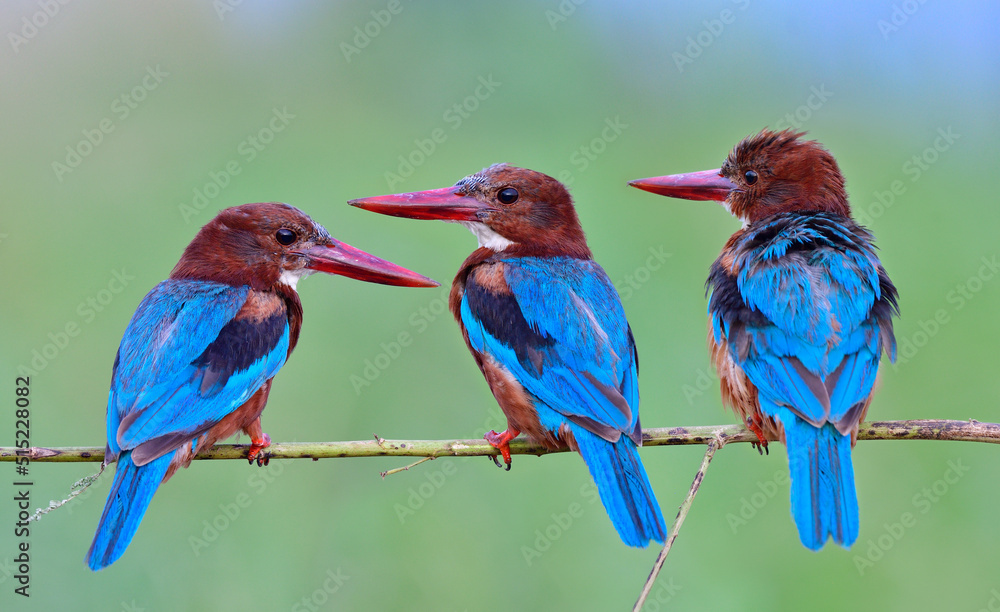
[630,130,899,550]
[350,164,667,547]
[87,202,437,570]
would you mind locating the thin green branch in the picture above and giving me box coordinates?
[1,419,997,463]
[635,439,720,612]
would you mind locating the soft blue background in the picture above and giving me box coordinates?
[1,1,998,610]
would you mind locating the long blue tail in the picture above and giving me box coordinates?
[573,426,667,547]
[87,450,173,570]
[781,413,859,550]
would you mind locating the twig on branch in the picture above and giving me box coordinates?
[381,456,435,479]
[634,439,720,612]
[26,464,105,523]
[1,419,998,463]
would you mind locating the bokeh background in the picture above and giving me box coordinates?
[2,1,999,610]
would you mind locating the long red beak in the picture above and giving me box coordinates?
[628,168,736,202]
[348,187,493,221]
[297,240,438,288]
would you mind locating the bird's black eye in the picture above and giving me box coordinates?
[744,170,758,185]
[275,229,297,245]
[497,187,519,204]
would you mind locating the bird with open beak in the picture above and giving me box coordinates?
[87,202,437,570]
[350,164,666,548]
[630,130,899,550]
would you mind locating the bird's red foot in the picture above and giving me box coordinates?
[484,428,519,471]
[746,419,769,455]
[247,433,271,466]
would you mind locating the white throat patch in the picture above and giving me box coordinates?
[279,268,315,292]
[722,200,749,228]
[459,221,515,251]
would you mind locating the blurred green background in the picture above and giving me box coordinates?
[2,1,998,610]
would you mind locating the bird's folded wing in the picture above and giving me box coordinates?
[461,257,637,438]
[108,280,289,456]
[717,245,883,428]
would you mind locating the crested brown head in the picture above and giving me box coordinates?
[720,129,850,224]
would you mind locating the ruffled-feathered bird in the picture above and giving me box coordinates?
[630,130,898,550]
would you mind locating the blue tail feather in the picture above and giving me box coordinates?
[572,426,667,547]
[781,412,858,550]
[87,450,173,570]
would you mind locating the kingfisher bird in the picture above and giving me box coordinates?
[629,129,899,550]
[86,202,437,570]
[349,164,667,547]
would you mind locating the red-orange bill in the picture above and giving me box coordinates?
[348,187,493,222]
[628,168,735,202]
[299,241,438,288]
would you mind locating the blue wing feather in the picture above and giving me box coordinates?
[91,279,290,569]
[709,213,896,549]
[461,256,664,546]
[463,257,637,435]
[828,347,879,424]
[729,222,886,422]
[107,281,247,451]
[108,280,289,459]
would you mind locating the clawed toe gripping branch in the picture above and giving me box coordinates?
[4,419,998,609]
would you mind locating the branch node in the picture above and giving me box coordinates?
[30,446,60,460]
[712,429,728,450]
